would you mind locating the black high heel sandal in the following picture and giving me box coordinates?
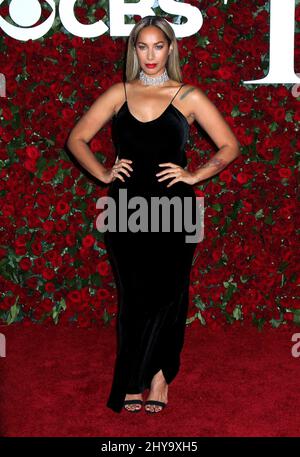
[123,399,143,412]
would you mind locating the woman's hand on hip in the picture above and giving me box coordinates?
[156,162,197,187]
[101,158,133,184]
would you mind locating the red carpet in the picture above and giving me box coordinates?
[1,322,300,437]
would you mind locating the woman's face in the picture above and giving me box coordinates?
[135,26,172,78]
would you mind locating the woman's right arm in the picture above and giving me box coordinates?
[66,82,132,184]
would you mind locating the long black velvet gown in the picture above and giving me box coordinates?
[104,81,199,413]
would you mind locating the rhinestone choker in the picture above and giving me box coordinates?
[139,68,170,86]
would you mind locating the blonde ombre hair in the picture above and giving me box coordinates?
[125,15,182,83]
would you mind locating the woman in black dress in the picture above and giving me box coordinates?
[67,16,240,414]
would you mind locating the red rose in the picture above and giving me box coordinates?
[19,257,32,271]
[42,268,55,281]
[97,261,110,276]
[82,234,95,249]
[219,169,232,184]
[278,168,292,179]
[236,172,250,184]
[26,146,41,161]
[55,200,70,215]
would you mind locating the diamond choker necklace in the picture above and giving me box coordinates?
[139,68,170,86]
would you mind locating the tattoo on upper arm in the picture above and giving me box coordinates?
[179,87,195,100]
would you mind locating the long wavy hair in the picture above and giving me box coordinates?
[125,16,182,83]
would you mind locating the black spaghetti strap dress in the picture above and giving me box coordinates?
[104,82,199,413]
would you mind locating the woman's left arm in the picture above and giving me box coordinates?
[189,86,241,185]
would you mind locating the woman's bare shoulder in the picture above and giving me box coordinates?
[104,81,125,96]
[96,82,126,109]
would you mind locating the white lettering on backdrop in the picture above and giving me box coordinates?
[243,0,299,84]
[0,0,299,84]
[0,73,6,97]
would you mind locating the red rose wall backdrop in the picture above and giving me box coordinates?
[0,0,299,330]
